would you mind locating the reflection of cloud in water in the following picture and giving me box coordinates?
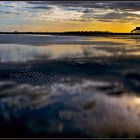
[86,37,137,45]
[1,35,140,62]
[0,44,51,62]
[1,79,140,137]
[59,94,140,137]
[1,36,140,63]
[0,82,52,109]
[0,79,129,109]
[0,44,112,62]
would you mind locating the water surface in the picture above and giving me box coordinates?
[0,34,140,138]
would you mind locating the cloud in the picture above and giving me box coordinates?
[94,12,137,21]
[25,5,52,10]
[0,78,125,109]
[1,0,140,30]
[25,1,140,11]
[0,79,140,137]
[31,5,84,21]
[0,11,12,14]
[24,1,140,22]
[59,93,140,137]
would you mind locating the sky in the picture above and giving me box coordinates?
[0,1,140,32]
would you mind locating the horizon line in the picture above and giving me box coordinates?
[0,31,134,34]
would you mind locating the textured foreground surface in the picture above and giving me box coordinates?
[0,35,140,138]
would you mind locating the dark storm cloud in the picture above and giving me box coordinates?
[83,9,93,13]
[26,1,140,11]
[0,10,20,15]
[0,10,12,14]
[25,1,140,22]
[103,12,129,19]
[106,2,140,11]
[25,5,53,10]
[97,12,135,20]
[26,1,111,9]
[1,1,140,24]
[26,1,88,6]
[4,5,14,8]
[104,12,140,21]
[25,2,133,12]
[81,11,140,22]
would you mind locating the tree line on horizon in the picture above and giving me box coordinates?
[0,30,139,35]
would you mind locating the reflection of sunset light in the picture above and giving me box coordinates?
[85,37,136,45]
[131,11,140,15]
[133,97,140,105]
[128,52,140,56]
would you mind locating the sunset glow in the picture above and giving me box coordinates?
[0,1,140,32]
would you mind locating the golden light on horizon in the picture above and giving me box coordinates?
[10,21,137,33]
[0,1,140,33]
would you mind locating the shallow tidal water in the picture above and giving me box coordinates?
[0,34,140,138]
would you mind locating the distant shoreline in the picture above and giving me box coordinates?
[0,31,140,36]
